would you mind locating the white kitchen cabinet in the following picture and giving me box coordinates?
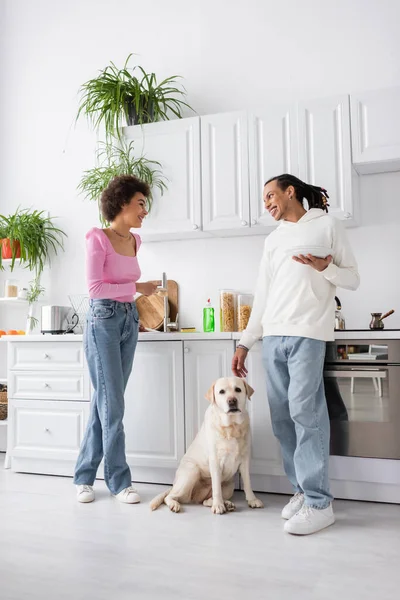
[248,104,299,230]
[8,399,90,476]
[298,95,358,223]
[201,111,250,234]
[183,340,235,446]
[124,117,202,241]
[240,341,291,495]
[350,87,400,174]
[123,341,185,484]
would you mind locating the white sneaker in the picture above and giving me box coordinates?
[114,486,141,504]
[281,492,305,520]
[284,504,335,535]
[76,485,95,503]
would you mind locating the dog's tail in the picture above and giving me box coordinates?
[150,489,170,511]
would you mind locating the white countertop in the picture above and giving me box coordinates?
[1,330,399,342]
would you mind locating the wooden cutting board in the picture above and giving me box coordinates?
[136,280,178,330]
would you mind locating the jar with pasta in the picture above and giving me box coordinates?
[237,294,253,331]
[219,290,237,332]
[5,279,19,298]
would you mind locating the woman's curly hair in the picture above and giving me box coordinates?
[100,175,150,222]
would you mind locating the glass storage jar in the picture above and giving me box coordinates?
[219,290,237,332]
[5,279,19,298]
[237,294,253,331]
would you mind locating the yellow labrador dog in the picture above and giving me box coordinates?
[150,376,264,514]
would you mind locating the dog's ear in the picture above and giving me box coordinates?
[205,382,216,403]
[244,380,254,400]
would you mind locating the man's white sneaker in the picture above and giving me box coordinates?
[114,486,141,504]
[284,504,335,535]
[281,492,304,520]
[76,485,95,503]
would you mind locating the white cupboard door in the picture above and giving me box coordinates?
[249,105,299,230]
[298,95,355,221]
[9,400,89,475]
[201,111,250,233]
[124,118,202,239]
[123,341,184,479]
[183,340,235,446]
[350,87,400,173]
[242,342,286,490]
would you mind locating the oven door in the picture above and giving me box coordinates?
[324,365,400,459]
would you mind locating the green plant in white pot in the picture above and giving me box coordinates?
[25,278,45,334]
[76,53,193,140]
[78,140,167,222]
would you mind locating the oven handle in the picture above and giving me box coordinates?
[324,370,387,379]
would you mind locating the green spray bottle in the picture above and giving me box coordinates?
[203,298,215,332]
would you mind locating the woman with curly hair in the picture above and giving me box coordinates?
[74,175,160,504]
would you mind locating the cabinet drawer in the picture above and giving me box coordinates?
[8,341,85,370]
[8,371,90,401]
[11,400,89,454]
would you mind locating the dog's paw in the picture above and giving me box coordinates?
[248,497,264,509]
[168,499,181,513]
[211,502,227,515]
[224,500,236,512]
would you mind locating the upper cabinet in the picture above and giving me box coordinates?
[201,111,250,233]
[350,87,400,174]
[298,95,357,223]
[124,94,361,242]
[124,117,202,241]
[248,104,299,230]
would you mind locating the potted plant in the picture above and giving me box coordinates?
[0,208,67,274]
[76,53,193,140]
[25,278,45,334]
[78,140,167,222]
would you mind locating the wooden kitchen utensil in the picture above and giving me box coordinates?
[136,280,179,331]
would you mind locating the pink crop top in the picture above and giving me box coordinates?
[85,227,141,302]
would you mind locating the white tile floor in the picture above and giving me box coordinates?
[1,454,399,600]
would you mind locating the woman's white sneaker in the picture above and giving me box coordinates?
[284,504,335,535]
[114,486,141,504]
[76,485,95,503]
[281,492,304,520]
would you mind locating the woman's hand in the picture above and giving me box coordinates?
[292,254,332,272]
[136,280,161,296]
[232,347,248,378]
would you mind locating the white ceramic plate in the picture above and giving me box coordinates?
[289,246,332,259]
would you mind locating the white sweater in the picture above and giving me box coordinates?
[239,209,360,349]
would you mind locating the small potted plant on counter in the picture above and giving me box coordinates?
[76,53,193,140]
[25,278,45,335]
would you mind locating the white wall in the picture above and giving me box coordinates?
[1,0,400,336]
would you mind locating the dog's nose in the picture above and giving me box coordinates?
[228,397,238,407]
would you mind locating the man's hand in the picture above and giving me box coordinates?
[136,280,162,296]
[292,254,332,272]
[232,347,248,378]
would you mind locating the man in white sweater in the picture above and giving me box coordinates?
[232,174,359,535]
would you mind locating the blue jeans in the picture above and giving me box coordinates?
[74,299,139,495]
[262,336,333,509]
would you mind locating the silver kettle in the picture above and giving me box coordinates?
[334,297,345,330]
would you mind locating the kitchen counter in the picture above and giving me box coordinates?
[2,330,400,342]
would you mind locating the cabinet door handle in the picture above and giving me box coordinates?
[251,219,258,225]
[44,353,50,359]
[241,220,248,227]
[184,347,190,353]
[44,383,50,388]
[344,212,352,219]
[44,428,50,433]
[192,224,199,231]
